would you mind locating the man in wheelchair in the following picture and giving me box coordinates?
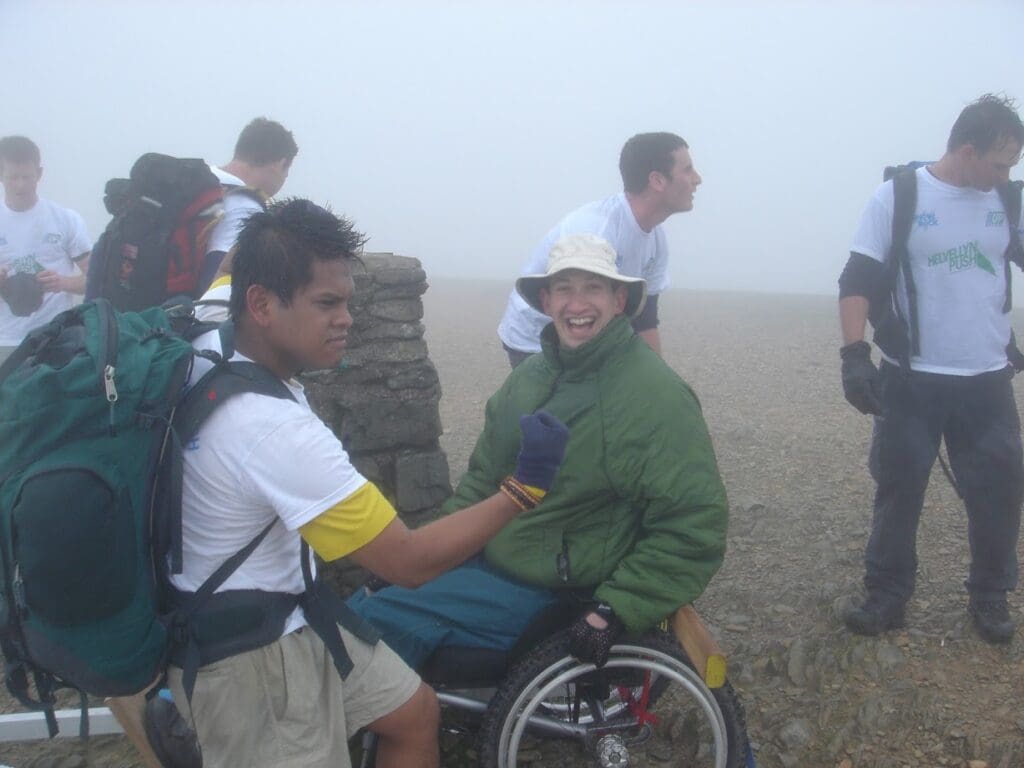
[348,232,729,680]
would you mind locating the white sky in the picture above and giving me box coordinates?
[2,0,1023,295]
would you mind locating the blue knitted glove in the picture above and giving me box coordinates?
[512,410,569,492]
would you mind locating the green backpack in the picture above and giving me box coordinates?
[0,298,291,736]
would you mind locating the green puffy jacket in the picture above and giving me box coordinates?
[442,316,728,633]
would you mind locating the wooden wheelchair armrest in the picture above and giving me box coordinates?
[671,604,727,689]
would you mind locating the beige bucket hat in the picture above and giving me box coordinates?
[516,233,647,318]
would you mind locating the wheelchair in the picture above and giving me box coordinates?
[360,603,751,768]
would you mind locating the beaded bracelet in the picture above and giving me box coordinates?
[500,475,544,512]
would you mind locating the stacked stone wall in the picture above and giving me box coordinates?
[301,253,451,591]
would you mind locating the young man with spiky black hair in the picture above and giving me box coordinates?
[838,94,1024,644]
[155,198,568,768]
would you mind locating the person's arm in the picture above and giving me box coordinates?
[37,252,90,295]
[593,383,728,634]
[837,251,886,414]
[345,492,521,587]
[636,327,661,354]
[302,408,568,588]
[838,251,885,344]
[631,293,660,354]
[839,295,870,345]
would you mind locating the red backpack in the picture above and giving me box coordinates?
[85,154,224,312]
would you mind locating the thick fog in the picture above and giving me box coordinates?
[2,0,1022,295]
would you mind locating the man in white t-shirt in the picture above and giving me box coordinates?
[0,136,91,364]
[160,198,568,768]
[198,117,298,292]
[497,132,701,364]
[838,94,1024,644]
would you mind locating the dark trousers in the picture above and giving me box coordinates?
[865,362,1023,603]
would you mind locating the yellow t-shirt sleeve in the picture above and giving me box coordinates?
[208,274,232,290]
[299,482,397,562]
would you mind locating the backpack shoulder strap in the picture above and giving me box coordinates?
[159,345,296,574]
[995,181,1023,312]
[224,185,268,209]
[885,168,920,364]
[890,168,918,261]
[998,180,1023,261]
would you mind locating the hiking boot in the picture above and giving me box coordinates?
[143,694,201,768]
[968,598,1015,644]
[842,593,905,636]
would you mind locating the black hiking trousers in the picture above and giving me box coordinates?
[864,361,1023,604]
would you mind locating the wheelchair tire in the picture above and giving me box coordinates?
[478,628,748,768]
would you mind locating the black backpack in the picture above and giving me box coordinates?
[871,163,1024,368]
[85,154,224,312]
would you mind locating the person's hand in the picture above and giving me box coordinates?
[840,341,882,415]
[512,410,569,492]
[35,270,67,293]
[568,606,623,668]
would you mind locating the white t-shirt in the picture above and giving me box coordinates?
[850,166,1023,375]
[194,277,231,323]
[206,167,264,255]
[497,193,670,353]
[171,330,368,635]
[0,198,91,345]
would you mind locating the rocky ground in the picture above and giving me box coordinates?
[3,282,1023,767]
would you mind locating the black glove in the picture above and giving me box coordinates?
[513,410,570,492]
[568,605,623,668]
[1007,334,1024,373]
[0,272,44,317]
[840,341,882,415]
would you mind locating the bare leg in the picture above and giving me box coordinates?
[366,683,440,768]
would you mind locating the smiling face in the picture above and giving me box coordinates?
[255,257,355,377]
[539,269,628,349]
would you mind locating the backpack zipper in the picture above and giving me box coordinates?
[94,299,120,434]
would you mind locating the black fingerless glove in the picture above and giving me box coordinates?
[840,340,882,416]
[567,605,624,668]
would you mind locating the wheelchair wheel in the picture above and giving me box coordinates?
[478,629,748,768]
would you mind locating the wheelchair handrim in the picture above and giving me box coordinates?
[498,643,729,768]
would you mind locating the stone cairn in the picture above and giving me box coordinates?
[300,253,452,594]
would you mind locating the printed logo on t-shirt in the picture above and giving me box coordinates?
[986,210,1007,227]
[915,211,939,228]
[8,255,43,274]
[926,240,995,276]
[43,232,62,245]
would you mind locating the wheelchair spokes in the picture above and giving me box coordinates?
[489,643,733,767]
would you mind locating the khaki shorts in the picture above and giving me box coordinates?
[167,625,421,768]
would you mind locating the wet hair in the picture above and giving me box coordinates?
[233,117,299,167]
[0,135,41,170]
[230,198,366,320]
[947,94,1024,154]
[619,132,688,194]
